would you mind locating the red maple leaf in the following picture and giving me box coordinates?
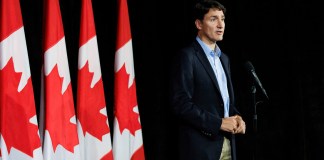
[100,150,113,160]
[77,61,109,140]
[114,64,142,136]
[45,64,78,152]
[0,58,41,157]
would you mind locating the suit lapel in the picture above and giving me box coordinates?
[193,41,222,94]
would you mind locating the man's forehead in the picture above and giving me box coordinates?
[206,9,225,16]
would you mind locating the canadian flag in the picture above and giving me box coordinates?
[76,0,113,159]
[40,0,80,159]
[113,0,145,159]
[0,0,43,159]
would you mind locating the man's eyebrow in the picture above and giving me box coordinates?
[210,15,225,18]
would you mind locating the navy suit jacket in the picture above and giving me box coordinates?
[170,40,240,160]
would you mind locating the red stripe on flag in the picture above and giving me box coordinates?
[79,0,96,47]
[116,0,131,50]
[43,0,65,51]
[0,0,23,41]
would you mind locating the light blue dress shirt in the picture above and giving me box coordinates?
[196,36,230,117]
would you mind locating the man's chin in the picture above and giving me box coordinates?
[215,37,223,41]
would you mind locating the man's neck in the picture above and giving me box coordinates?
[197,35,217,50]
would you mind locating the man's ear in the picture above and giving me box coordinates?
[195,19,202,30]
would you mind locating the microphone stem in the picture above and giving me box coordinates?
[251,85,257,160]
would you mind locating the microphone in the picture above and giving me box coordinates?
[244,61,269,100]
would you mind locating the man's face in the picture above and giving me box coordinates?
[198,8,225,43]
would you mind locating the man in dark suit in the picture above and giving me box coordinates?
[169,0,246,160]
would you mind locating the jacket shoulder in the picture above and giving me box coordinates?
[177,41,201,56]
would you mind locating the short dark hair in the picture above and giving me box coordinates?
[193,0,226,21]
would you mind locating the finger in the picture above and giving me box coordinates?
[235,127,242,134]
[240,125,246,134]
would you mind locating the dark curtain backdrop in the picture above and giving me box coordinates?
[20,0,323,159]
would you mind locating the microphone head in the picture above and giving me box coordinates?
[244,61,255,71]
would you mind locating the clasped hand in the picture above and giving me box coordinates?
[220,115,246,134]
